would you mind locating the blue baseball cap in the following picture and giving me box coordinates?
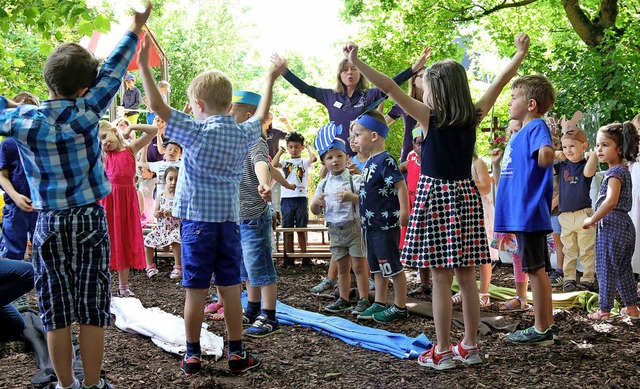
[124,73,136,81]
[232,91,261,107]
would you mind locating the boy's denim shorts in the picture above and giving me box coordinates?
[33,204,111,331]
[363,228,404,277]
[181,219,242,288]
[281,197,308,228]
[240,207,277,287]
[514,231,553,274]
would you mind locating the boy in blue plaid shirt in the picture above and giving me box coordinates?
[0,4,152,389]
[139,38,287,375]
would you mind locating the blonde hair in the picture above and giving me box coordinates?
[99,120,126,148]
[511,74,556,115]
[187,69,232,112]
[335,59,369,95]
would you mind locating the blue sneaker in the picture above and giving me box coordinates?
[243,315,282,338]
[507,326,554,346]
[180,354,202,376]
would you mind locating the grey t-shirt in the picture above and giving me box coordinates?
[239,138,270,220]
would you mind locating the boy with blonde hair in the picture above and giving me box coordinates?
[0,3,151,388]
[139,36,287,375]
[351,108,410,323]
[495,74,557,345]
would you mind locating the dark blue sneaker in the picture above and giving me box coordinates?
[180,354,202,376]
[243,315,282,338]
[228,350,261,374]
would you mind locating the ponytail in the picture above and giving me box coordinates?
[600,121,640,162]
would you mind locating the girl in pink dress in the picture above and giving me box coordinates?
[99,121,158,297]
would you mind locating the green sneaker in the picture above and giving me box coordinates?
[356,302,386,320]
[351,298,371,316]
[324,297,352,313]
[507,326,554,346]
[372,305,409,323]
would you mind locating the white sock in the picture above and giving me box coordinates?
[82,378,104,389]
[56,378,80,389]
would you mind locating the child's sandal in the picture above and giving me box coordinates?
[451,292,463,305]
[620,306,640,320]
[499,295,530,312]
[118,285,135,298]
[146,266,159,278]
[479,293,491,308]
[587,309,611,321]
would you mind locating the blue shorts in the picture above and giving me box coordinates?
[514,231,552,274]
[33,204,111,331]
[240,207,277,287]
[551,216,561,235]
[181,219,242,288]
[363,228,404,277]
[1,202,38,260]
[281,197,308,228]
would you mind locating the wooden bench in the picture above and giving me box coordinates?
[274,226,332,261]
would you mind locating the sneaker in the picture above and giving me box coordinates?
[228,350,261,374]
[417,347,455,370]
[372,305,409,323]
[579,281,597,292]
[356,302,387,320]
[243,315,282,338]
[549,324,560,340]
[351,298,371,316]
[325,297,352,313]
[548,271,564,287]
[311,278,337,294]
[301,258,313,266]
[562,280,578,292]
[368,278,375,291]
[507,326,554,346]
[450,341,482,365]
[242,312,258,327]
[146,267,159,278]
[180,354,202,376]
[11,295,30,312]
[169,267,182,280]
[83,378,115,389]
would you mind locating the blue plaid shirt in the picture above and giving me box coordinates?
[0,31,138,211]
[165,109,261,222]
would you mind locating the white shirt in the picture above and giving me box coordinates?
[312,170,361,226]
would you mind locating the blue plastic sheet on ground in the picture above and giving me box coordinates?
[241,296,431,360]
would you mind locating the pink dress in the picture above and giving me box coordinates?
[400,150,420,252]
[101,147,145,271]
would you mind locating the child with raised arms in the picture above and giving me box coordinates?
[344,33,529,368]
[583,122,640,320]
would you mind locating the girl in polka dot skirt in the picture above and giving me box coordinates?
[343,32,529,370]
[583,122,640,320]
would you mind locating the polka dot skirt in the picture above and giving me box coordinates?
[400,174,491,269]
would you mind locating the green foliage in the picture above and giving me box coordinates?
[0,0,112,98]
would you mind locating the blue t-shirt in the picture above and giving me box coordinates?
[0,138,30,204]
[358,151,404,230]
[350,155,368,172]
[494,118,553,232]
[554,159,593,212]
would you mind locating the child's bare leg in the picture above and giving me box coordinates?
[245,280,262,305]
[374,272,388,304]
[431,268,454,351]
[479,263,492,297]
[117,268,130,288]
[172,243,182,268]
[420,268,431,288]
[184,288,208,343]
[391,270,407,308]
[47,327,74,387]
[553,232,564,271]
[297,231,307,252]
[78,324,105,387]
[455,266,480,346]
[351,256,370,300]
[218,284,243,340]
[145,246,155,268]
[261,283,277,310]
[284,232,294,255]
[529,267,553,330]
[137,189,144,214]
[515,280,528,300]
[336,255,352,301]
[328,260,338,280]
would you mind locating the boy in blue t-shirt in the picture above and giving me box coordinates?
[495,74,557,345]
[555,129,597,292]
[351,110,409,323]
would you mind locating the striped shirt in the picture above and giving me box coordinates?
[165,110,261,223]
[239,138,270,220]
[0,31,138,211]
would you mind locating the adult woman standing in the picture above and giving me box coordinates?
[275,48,430,156]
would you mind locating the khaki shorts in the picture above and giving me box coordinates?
[328,219,364,260]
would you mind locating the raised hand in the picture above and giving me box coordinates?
[270,53,288,79]
[342,41,359,63]
[514,33,530,54]
[137,34,151,69]
[412,47,432,72]
[134,1,152,28]
[490,148,503,165]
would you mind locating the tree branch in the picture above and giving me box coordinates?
[451,0,541,22]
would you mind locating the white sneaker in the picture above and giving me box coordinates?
[170,267,182,279]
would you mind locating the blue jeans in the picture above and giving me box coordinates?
[0,259,34,340]
[1,203,38,260]
[240,207,277,287]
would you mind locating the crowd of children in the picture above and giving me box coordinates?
[2,2,640,385]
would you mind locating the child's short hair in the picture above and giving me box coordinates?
[511,74,556,115]
[163,166,179,184]
[163,140,183,153]
[285,131,305,145]
[13,92,40,106]
[599,121,640,162]
[44,43,99,97]
[187,69,232,112]
[113,117,131,128]
[158,80,171,91]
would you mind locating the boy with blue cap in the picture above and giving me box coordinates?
[122,72,141,124]
[310,122,371,315]
[139,37,287,375]
[351,107,410,323]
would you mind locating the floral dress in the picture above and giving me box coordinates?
[144,194,181,248]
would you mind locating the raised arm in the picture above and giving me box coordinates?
[475,33,529,121]
[343,42,431,128]
[255,54,288,125]
[583,150,598,178]
[138,35,172,121]
[272,146,285,168]
[128,124,158,155]
[307,142,318,164]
